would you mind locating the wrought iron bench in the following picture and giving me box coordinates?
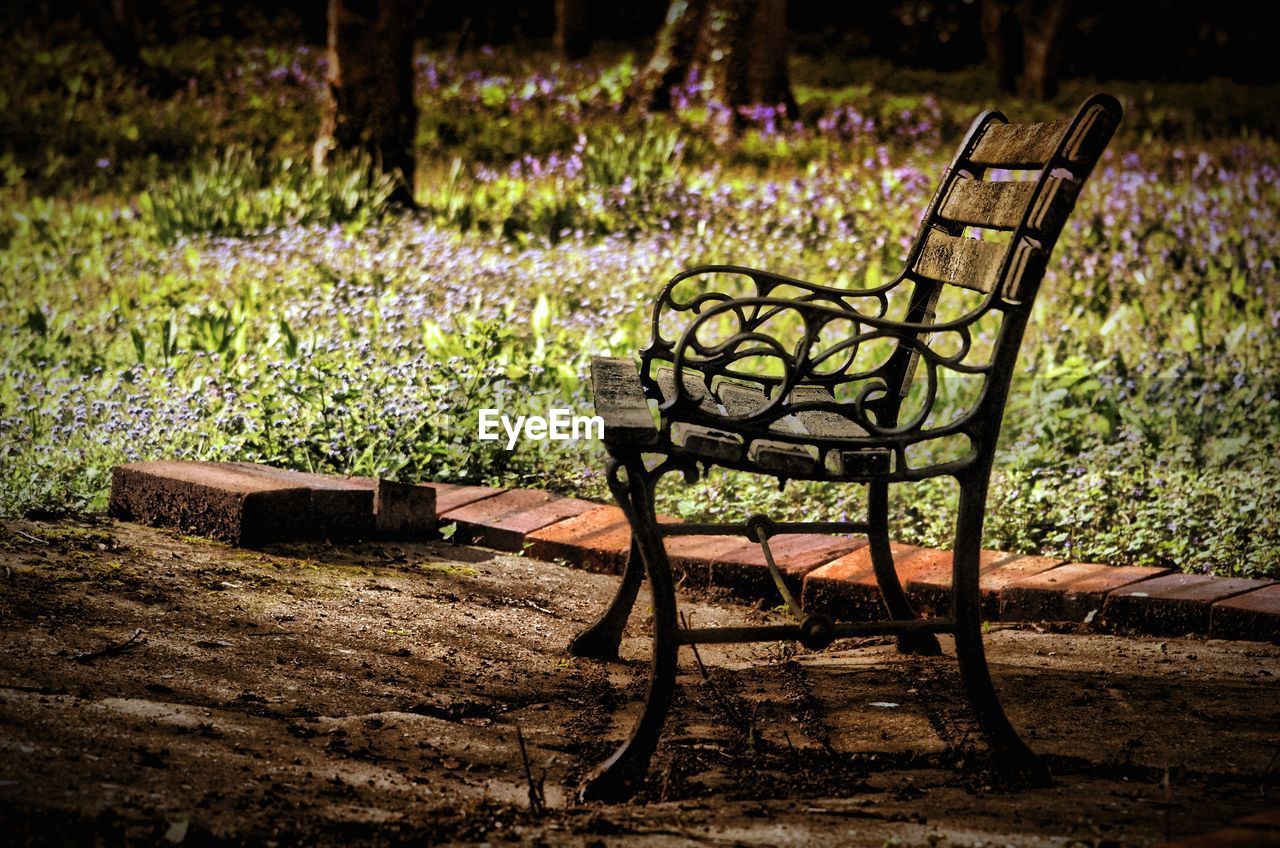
[571,94,1123,802]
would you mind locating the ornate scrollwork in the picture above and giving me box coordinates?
[635,266,1003,478]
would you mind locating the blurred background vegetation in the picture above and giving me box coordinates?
[1,1,1277,578]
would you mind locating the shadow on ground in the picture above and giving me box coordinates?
[1,518,1277,846]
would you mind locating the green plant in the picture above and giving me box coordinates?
[139,147,396,242]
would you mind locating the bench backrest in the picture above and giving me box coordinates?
[880,94,1122,423]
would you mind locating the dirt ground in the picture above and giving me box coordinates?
[1,518,1277,847]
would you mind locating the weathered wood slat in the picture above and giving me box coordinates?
[714,380,770,416]
[749,440,817,475]
[912,229,1007,293]
[940,176,1079,235]
[836,449,893,477]
[678,425,743,461]
[968,119,1069,168]
[590,356,657,446]
[1024,177,1079,235]
[654,365,721,415]
[940,178,1035,229]
[715,381,808,436]
[787,385,867,439]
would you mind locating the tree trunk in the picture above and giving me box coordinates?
[1015,0,1069,100]
[555,0,592,60]
[314,0,420,206]
[626,0,710,112]
[709,0,796,119]
[979,0,1070,100]
[628,0,795,121]
[979,0,1021,93]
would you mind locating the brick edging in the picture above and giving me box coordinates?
[106,462,1280,644]
[1151,807,1280,847]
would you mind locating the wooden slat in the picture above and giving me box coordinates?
[912,229,1007,293]
[716,381,868,441]
[654,365,720,415]
[940,176,1079,234]
[714,380,770,416]
[715,381,807,436]
[968,119,1069,168]
[749,440,817,475]
[787,385,867,438]
[940,178,1035,229]
[836,449,892,477]
[678,425,743,461]
[590,357,657,446]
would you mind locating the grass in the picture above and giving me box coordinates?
[1,32,1278,578]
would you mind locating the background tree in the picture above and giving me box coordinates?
[980,0,1071,100]
[313,0,420,206]
[628,0,796,122]
[555,0,592,60]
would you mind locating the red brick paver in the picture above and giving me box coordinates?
[976,555,1066,617]
[224,462,374,537]
[442,489,596,551]
[1238,810,1280,829]
[666,534,758,587]
[110,461,318,546]
[801,543,922,621]
[1103,573,1274,636]
[108,467,1280,649]
[706,534,867,606]
[524,506,635,573]
[1211,585,1280,643]
[345,476,437,537]
[1152,807,1280,847]
[899,548,1015,615]
[420,482,505,515]
[1152,827,1280,847]
[1000,562,1171,622]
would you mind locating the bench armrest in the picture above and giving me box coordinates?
[661,295,992,439]
[590,356,658,447]
[649,265,900,350]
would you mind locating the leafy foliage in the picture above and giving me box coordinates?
[1,35,1278,578]
[141,148,397,242]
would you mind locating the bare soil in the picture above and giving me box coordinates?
[1,517,1277,846]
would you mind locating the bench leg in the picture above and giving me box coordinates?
[567,537,643,661]
[952,476,1050,785]
[577,458,680,803]
[567,456,653,660]
[868,482,941,656]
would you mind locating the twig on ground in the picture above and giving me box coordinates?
[683,613,713,682]
[74,628,145,663]
[11,529,49,546]
[659,760,674,803]
[680,611,758,745]
[515,726,546,815]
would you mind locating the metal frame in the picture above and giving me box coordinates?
[569,94,1123,803]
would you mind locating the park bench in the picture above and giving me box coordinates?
[572,94,1122,802]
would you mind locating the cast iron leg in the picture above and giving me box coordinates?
[952,476,1050,785]
[567,538,644,661]
[868,482,941,656]
[577,458,680,803]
